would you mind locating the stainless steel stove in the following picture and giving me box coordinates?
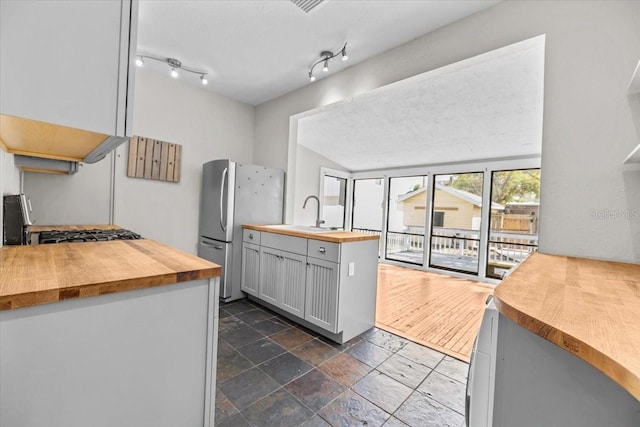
[39,229,142,244]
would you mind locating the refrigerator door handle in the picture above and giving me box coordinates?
[202,242,224,250]
[220,167,228,232]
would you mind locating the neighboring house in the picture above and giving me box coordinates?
[397,184,504,231]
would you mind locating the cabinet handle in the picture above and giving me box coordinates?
[249,233,254,239]
[318,247,326,254]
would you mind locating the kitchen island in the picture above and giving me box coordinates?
[242,224,379,344]
[0,239,221,427]
[491,253,640,427]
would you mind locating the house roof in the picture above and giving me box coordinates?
[397,184,505,210]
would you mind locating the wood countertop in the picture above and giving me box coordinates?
[244,224,380,243]
[0,239,221,311]
[493,253,640,400]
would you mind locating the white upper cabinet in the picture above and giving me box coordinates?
[0,0,138,137]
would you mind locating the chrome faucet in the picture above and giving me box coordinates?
[303,195,325,228]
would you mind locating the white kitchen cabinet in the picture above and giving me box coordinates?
[0,0,137,137]
[258,246,281,306]
[0,278,219,427]
[258,246,307,317]
[240,242,260,297]
[305,257,339,333]
[242,229,378,344]
[278,251,307,317]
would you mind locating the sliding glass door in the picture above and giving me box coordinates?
[321,174,347,229]
[351,178,384,256]
[486,169,540,279]
[386,176,428,264]
[429,172,484,274]
[324,159,540,281]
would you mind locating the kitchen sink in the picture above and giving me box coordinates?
[267,224,338,234]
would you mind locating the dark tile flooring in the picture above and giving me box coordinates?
[216,299,468,427]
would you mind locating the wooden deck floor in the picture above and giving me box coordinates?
[375,263,494,362]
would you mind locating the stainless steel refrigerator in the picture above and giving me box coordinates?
[198,159,284,302]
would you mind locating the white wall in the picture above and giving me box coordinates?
[293,144,347,226]
[255,0,640,263]
[23,158,112,226]
[113,67,255,253]
[0,150,22,247]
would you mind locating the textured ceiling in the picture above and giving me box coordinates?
[137,0,500,105]
[296,36,545,172]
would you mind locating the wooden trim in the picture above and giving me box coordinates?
[7,149,84,163]
[16,167,70,175]
[173,144,182,182]
[127,136,138,177]
[167,143,176,181]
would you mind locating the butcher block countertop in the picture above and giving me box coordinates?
[494,253,640,400]
[244,224,380,243]
[0,239,221,311]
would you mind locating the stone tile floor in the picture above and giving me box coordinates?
[216,299,468,427]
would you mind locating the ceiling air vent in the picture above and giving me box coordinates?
[291,0,326,14]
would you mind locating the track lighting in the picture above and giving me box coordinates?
[136,53,209,85]
[308,43,348,82]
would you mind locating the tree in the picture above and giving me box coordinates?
[449,170,540,205]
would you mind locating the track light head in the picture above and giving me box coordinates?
[308,43,348,82]
[137,53,208,85]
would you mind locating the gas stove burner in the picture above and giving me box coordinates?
[39,229,142,244]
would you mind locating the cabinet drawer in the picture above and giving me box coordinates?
[243,229,261,245]
[307,240,340,263]
[261,232,307,255]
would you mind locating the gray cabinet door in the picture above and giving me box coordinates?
[279,251,307,318]
[305,258,339,333]
[241,243,260,297]
[259,247,281,306]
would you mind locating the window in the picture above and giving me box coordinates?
[486,168,540,279]
[433,211,444,227]
[386,176,428,264]
[352,178,384,256]
[429,172,483,274]
[322,175,347,229]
